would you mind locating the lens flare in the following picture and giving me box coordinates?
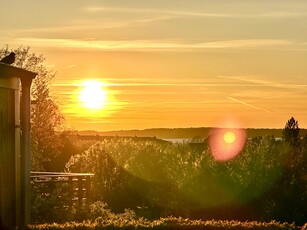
[223,131,236,144]
[209,128,246,161]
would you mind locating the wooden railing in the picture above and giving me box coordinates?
[30,172,94,202]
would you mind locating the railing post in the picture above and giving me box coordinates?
[85,176,91,200]
[78,176,83,202]
[30,172,94,206]
[20,77,34,229]
[68,177,73,202]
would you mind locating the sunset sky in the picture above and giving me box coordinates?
[2,0,307,131]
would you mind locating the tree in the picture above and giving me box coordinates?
[1,45,65,171]
[282,117,300,146]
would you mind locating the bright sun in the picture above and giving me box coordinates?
[79,80,108,109]
[223,131,236,144]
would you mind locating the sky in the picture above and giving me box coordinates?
[2,0,307,131]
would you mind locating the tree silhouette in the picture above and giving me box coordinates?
[1,45,65,171]
[282,117,300,146]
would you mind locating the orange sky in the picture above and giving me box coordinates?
[2,1,307,131]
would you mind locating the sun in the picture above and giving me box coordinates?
[223,131,236,144]
[79,80,108,109]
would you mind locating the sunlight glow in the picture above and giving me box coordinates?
[79,80,107,109]
[61,79,126,125]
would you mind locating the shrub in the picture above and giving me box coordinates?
[28,218,299,230]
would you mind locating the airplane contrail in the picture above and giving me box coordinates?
[227,96,272,113]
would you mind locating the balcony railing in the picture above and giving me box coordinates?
[31,171,94,202]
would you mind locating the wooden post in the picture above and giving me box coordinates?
[85,176,91,200]
[20,77,34,228]
[78,177,83,202]
[14,81,21,229]
[68,177,73,202]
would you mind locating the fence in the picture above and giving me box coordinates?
[30,172,94,202]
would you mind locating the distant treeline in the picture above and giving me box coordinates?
[78,127,307,139]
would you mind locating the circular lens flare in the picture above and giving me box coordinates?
[209,128,246,161]
[223,131,236,144]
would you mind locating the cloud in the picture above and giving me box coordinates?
[67,64,76,68]
[84,6,307,19]
[197,39,292,49]
[84,6,229,18]
[11,22,132,34]
[227,96,272,113]
[2,37,293,52]
[218,75,307,90]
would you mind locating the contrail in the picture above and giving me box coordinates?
[227,96,271,113]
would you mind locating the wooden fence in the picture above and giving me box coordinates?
[30,172,94,202]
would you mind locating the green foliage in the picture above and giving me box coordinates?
[31,195,138,225]
[31,185,72,223]
[65,138,180,213]
[230,136,283,201]
[64,136,306,225]
[262,141,307,224]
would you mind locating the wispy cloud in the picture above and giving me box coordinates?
[218,75,307,90]
[12,22,132,34]
[52,77,250,87]
[66,64,76,69]
[84,6,307,19]
[84,6,229,18]
[197,39,292,49]
[227,96,272,113]
[3,37,293,52]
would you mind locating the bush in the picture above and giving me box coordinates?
[34,136,306,224]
